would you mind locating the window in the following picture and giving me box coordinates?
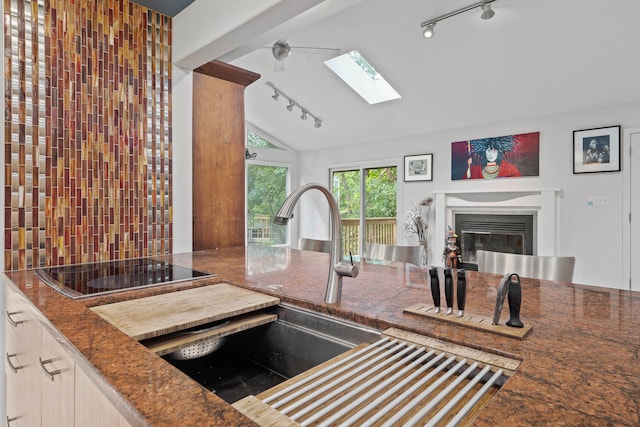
[245,129,289,246]
[247,164,289,245]
[332,166,397,257]
[247,130,281,149]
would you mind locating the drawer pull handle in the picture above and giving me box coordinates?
[6,353,24,373]
[6,311,24,328]
[39,357,62,381]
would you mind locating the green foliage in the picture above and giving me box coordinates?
[332,170,361,219]
[247,164,287,244]
[247,130,279,149]
[332,167,397,219]
[365,167,397,217]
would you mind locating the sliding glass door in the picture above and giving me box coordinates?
[332,166,397,257]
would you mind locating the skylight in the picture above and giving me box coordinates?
[324,50,401,105]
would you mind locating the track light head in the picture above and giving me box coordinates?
[480,2,495,20]
[265,82,322,129]
[421,1,498,38]
[422,23,435,38]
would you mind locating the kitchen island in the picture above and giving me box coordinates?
[4,245,640,426]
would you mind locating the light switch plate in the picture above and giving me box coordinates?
[588,196,610,206]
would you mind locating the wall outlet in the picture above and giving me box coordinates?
[587,196,610,206]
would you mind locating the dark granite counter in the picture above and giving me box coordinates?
[4,245,640,426]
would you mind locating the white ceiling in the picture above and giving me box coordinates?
[131,0,194,16]
[228,0,640,152]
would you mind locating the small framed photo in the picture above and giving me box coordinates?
[404,154,433,182]
[573,125,621,174]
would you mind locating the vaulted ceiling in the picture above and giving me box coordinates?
[218,0,640,152]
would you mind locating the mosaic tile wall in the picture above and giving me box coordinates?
[4,0,172,270]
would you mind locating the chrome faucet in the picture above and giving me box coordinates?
[274,183,359,303]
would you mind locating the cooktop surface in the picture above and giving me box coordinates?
[34,258,215,299]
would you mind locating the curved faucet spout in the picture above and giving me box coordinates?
[274,183,359,303]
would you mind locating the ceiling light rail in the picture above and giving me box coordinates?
[266,81,322,129]
[420,0,496,39]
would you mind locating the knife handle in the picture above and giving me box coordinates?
[456,269,466,317]
[444,268,454,314]
[429,267,441,313]
[506,274,524,328]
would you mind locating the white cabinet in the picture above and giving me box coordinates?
[5,284,41,427]
[5,284,132,427]
[40,326,75,426]
[75,365,131,427]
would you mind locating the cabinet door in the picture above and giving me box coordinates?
[40,326,75,426]
[6,320,27,427]
[5,286,42,427]
[75,365,131,427]
[6,285,133,427]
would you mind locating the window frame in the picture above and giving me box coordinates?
[244,124,296,247]
[329,158,401,257]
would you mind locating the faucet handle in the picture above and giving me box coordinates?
[506,274,524,328]
[334,262,359,278]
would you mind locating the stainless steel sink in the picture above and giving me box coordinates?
[227,303,382,378]
[165,304,520,425]
[164,304,381,403]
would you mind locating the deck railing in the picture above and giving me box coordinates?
[341,217,396,255]
[248,217,397,252]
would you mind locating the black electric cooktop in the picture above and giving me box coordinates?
[34,258,215,299]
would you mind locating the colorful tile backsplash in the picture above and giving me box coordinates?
[4,0,172,270]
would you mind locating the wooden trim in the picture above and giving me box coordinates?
[382,327,521,374]
[144,313,278,356]
[403,303,533,340]
[233,396,300,427]
[194,60,260,87]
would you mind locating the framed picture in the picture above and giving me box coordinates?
[404,154,433,182]
[451,132,540,180]
[573,125,621,174]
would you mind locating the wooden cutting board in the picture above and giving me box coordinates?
[91,283,280,341]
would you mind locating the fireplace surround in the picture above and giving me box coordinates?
[433,189,560,268]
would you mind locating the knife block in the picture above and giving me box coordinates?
[403,303,533,340]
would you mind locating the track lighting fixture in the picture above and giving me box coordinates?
[420,0,497,39]
[422,23,435,38]
[265,81,323,129]
[480,2,495,20]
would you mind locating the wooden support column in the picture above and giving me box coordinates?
[192,61,260,250]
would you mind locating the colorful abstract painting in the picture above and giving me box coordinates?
[451,132,540,180]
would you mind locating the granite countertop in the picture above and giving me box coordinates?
[4,246,640,426]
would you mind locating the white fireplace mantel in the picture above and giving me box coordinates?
[432,189,562,267]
